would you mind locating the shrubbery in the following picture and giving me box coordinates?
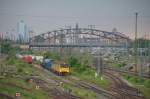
[68,55,91,73]
[67,51,94,73]
[68,56,80,67]
[116,62,126,68]
[123,74,150,88]
[144,80,150,88]
[42,51,61,60]
[0,41,12,54]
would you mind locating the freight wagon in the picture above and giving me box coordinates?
[16,54,33,63]
[22,55,32,63]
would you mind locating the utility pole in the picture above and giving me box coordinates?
[97,55,100,75]
[29,29,34,50]
[60,29,64,60]
[148,33,150,77]
[88,25,95,52]
[0,33,1,57]
[0,40,1,57]
[95,52,103,79]
[134,12,138,73]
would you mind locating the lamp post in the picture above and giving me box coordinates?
[134,12,138,73]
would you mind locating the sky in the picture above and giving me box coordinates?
[0,0,150,39]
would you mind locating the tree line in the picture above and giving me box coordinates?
[130,38,150,48]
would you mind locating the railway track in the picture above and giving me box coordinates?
[50,88,82,99]
[32,64,119,99]
[31,65,84,99]
[0,81,33,99]
[30,77,82,99]
[104,67,150,79]
[104,70,145,99]
[0,93,15,99]
[73,80,119,99]
[33,64,146,99]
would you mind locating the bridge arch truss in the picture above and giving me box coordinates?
[29,28,130,48]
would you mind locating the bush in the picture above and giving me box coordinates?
[7,58,16,65]
[18,68,23,73]
[129,77,138,83]
[68,56,80,67]
[42,51,60,60]
[116,62,126,68]
[76,64,87,73]
[144,79,150,88]
[137,78,144,84]
[123,74,131,80]
[1,41,12,54]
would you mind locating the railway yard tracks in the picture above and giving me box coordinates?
[29,77,82,99]
[33,64,143,99]
[2,64,145,99]
[32,64,119,99]
[104,70,145,99]
[0,93,15,99]
[104,67,150,79]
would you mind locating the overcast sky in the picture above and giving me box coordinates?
[0,0,150,38]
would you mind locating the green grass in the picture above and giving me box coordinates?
[4,57,36,76]
[71,67,110,89]
[137,86,150,99]
[63,83,97,98]
[0,77,33,89]
[0,77,49,99]
[106,60,126,68]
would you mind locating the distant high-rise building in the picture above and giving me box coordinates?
[17,20,29,43]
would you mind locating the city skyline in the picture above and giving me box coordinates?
[0,0,150,39]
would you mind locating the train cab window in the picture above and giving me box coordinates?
[60,63,68,68]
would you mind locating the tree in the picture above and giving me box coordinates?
[68,56,80,67]
[1,41,12,54]
[131,38,150,48]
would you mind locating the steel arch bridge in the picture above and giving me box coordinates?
[29,27,130,48]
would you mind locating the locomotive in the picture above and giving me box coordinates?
[41,58,70,75]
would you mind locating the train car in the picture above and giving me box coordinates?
[35,56,44,62]
[31,55,36,61]
[22,55,32,63]
[51,61,70,75]
[16,54,23,59]
[41,58,54,70]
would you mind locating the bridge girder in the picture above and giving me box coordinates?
[30,28,130,47]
